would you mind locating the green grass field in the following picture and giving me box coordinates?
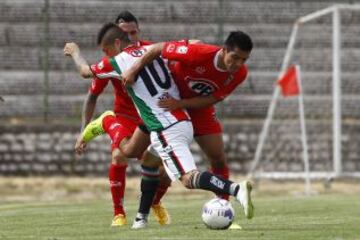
[1,191,359,240]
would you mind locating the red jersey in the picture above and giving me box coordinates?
[161,41,248,101]
[90,57,140,121]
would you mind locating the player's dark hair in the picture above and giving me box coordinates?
[224,31,253,52]
[115,10,138,25]
[97,22,130,46]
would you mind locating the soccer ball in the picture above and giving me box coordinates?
[201,198,235,230]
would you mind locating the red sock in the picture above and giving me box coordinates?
[211,165,230,200]
[102,115,121,143]
[109,163,127,216]
[153,182,170,205]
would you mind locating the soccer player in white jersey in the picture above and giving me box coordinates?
[88,23,254,229]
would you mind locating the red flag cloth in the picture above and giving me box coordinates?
[277,65,300,97]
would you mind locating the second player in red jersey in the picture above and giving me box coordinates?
[122,31,253,200]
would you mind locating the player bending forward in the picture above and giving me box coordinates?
[84,23,254,228]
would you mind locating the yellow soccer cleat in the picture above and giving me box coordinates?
[151,203,171,225]
[111,214,127,227]
[81,110,115,143]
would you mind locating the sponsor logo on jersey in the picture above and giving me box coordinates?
[158,91,171,100]
[176,46,188,54]
[98,61,104,70]
[130,48,146,57]
[195,66,206,74]
[186,77,219,96]
[166,43,176,53]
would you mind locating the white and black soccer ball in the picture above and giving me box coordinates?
[201,198,235,230]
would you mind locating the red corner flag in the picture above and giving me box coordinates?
[277,65,300,97]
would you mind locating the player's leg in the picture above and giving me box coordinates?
[142,147,171,225]
[119,125,172,221]
[109,148,128,226]
[190,108,230,200]
[151,164,172,225]
[195,134,229,199]
[82,111,171,226]
[119,125,151,158]
[104,115,139,227]
[131,150,161,229]
[79,111,133,226]
[131,147,171,229]
[150,121,254,221]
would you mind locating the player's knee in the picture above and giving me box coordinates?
[142,150,162,168]
[120,140,141,158]
[111,148,128,165]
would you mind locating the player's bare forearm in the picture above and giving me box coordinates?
[71,52,93,78]
[81,93,98,131]
[64,42,93,78]
[122,43,164,86]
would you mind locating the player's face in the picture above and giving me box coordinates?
[118,21,140,43]
[223,47,250,73]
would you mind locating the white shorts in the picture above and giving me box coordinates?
[150,121,196,181]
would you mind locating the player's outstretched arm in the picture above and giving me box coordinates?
[80,93,99,131]
[74,93,99,155]
[64,42,93,78]
[121,42,165,86]
[158,95,218,111]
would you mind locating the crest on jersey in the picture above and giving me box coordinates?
[97,61,104,70]
[195,66,206,74]
[186,77,219,96]
[176,46,188,54]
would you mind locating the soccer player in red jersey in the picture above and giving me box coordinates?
[122,31,253,201]
[64,11,170,227]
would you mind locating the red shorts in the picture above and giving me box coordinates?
[188,106,222,136]
[110,115,139,150]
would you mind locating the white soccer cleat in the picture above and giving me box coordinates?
[236,180,254,219]
[131,218,148,230]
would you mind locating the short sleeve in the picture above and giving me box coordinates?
[89,77,109,95]
[90,57,120,79]
[161,40,198,65]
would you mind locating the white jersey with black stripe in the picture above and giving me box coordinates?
[99,45,190,131]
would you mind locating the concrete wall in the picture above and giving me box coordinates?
[1,122,359,176]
